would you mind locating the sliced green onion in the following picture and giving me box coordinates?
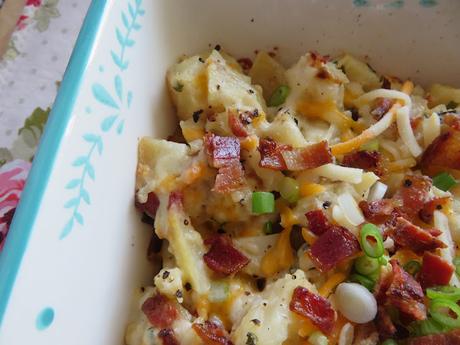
[454,257,460,277]
[360,138,379,152]
[354,256,380,276]
[263,221,273,234]
[426,286,460,302]
[308,331,328,345]
[429,299,460,329]
[252,192,275,214]
[349,273,375,291]
[378,255,389,266]
[432,172,457,192]
[381,340,398,345]
[268,85,290,107]
[404,260,421,277]
[410,318,449,336]
[280,177,300,203]
[360,223,384,258]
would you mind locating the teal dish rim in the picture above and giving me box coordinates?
[0,0,109,328]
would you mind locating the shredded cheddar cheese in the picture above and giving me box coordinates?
[318,272,347,297]
[300,183,325,198]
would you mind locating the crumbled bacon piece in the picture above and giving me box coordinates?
[420,130,460,176]
[305,209,330,236]
[290,286,336,334]
[158,329,180,345]
[443,113,460,131]
[419,197,450,223]
[168,191,184,209]
[280,141,333,171]
[406,329,460,345]
[205,133,245,193]
[135,192,160,218]
[385,260,426,321]
[258,139,290,170]
[376,306,397,338]
[411,116,423,130]
[213,161,245,193]
[309,226,360,272]
[371,98,395,119]
[393,175,432,218]
[342,151,385,176]
[192,320,234,345]
[388,217,446,254]
[141,294,178,329]
[205,133,241,168]
[419,252,454,288]
[359,199,395,224]
[203,235,249,275]
[237,57,253,71]
[228,112,248,138]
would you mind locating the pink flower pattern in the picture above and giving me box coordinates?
[0,160,31,251]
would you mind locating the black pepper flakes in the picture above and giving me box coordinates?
[322,201,331,209]
[140,286,145,293]
[294,117,299,125]
[162,270,170,279]
[184,282,192,291]
[248,89,255,94]
[198,57,205,63]
[351,108,360,122]
[250,18,254,23]
[436,204,443,210]
[251,319,261,326]
[175,290,183,299]
[216,84,221,90]
[256,278,266,292]
[214,44,221,51]
[404,179,413,187]
[183,219,189,226]
[192,109,203,123]
[246,332,258,345]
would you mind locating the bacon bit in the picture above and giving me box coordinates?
[410,116,423,130]
[374,268,394,304]
[203,235,249,275]
[386,260,426,321]
[388,217,446,254]
[258,139,290,170]
[192,320,234,345]
[419,197,450,224]
[309,226,360,272]
[316,68,331,80]
[371,98,395,120]
[204,133,241,168]
[309,51,329,68]
[443,113,460,131]
[305,210,330,236]
[359,199,394,224]
[406,329,460,345]
[419,252,454,288]
[167,191,184,209]
[375,306,397,338]
[158,329,180,345]
[228,112,248,138]
[281,141,333,171]
[290,286,336,334]
[393,175,432,218]
[420,130,460,176]
[213,161,245,193]
[135,192,160,217]
[141,294,179,329]
[237,57,253,71]
[342,150,385,176]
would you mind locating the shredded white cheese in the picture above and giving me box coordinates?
[312,164,363,184]
[395,106,423,157]
[423,112,441,148]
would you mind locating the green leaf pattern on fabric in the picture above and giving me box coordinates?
[34,0,61,32]
[0,107,51,167]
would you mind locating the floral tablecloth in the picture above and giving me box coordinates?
[0,0,90,250]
